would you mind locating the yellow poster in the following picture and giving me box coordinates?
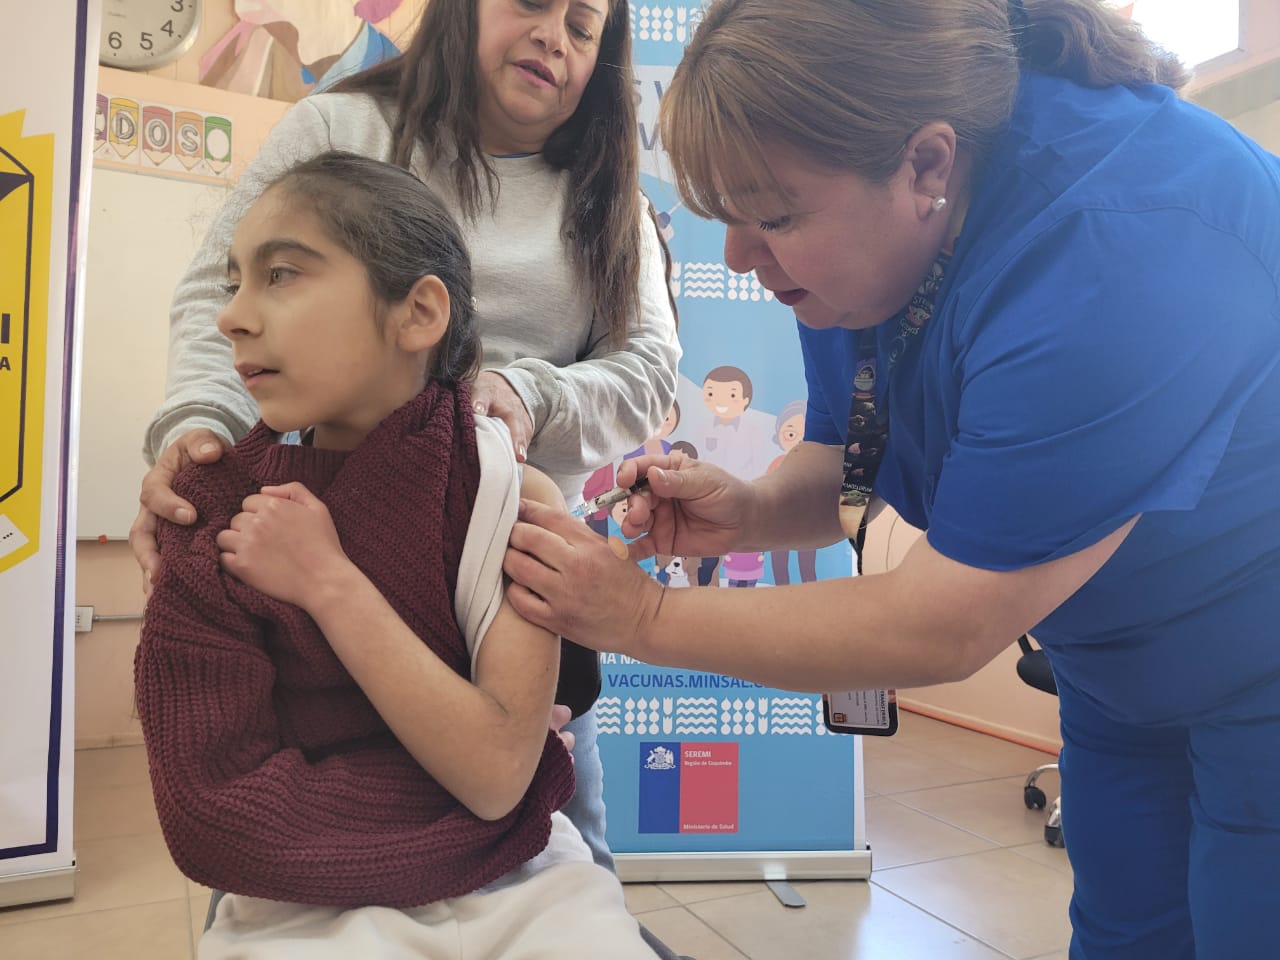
[0,111,53,573]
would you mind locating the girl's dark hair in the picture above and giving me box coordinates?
[268,151,480,384]
[334,0,647,346]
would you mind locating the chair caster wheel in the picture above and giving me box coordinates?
[1045,823,1064,848]
[1024,785,1047,810]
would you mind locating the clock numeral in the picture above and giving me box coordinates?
[171,0,185,11]
[140,32,154,52]
[108,31,123,50]
[162,19,175,37]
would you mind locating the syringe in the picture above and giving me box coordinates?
[569,476,651,520]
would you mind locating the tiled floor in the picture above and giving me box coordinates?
[0,714,1069,959]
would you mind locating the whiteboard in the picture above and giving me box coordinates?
[77,167,228,539]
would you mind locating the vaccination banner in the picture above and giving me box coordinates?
[597,658,855,857]
[0,0,93,905]
[595,7,867,873]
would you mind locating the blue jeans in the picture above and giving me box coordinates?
[562,705,615,872]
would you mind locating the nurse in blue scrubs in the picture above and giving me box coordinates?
[502,1,1280,957]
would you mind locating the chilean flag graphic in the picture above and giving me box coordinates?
[638,742,739,834]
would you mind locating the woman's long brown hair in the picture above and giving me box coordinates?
[336,0,648,344]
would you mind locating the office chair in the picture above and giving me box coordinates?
[1015,635,1065,848]
[204,889,695,958]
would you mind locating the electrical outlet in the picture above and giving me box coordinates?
[74,606,94,633]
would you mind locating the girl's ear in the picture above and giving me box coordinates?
[394,274,450,353]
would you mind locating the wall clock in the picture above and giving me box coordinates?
[99,0,202,71]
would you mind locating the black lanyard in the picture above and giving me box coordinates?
[838,250,951,571]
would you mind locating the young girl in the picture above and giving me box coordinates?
[134,152,653,959]
[133,0,681,883]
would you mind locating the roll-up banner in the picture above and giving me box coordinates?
[597,7,871,881]
[0,0,96,907]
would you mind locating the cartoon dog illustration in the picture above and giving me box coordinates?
[663,556,691,588]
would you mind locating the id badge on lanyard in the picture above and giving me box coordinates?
[821,249,951,736]
[822,329,899,736]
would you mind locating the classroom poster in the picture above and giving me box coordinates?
[94,91,236,185]
[595,7,868,875]
[0,0,94,904]
[196,0,415,102]
[106,1,428,103]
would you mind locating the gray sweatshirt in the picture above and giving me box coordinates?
[146,92,681,498]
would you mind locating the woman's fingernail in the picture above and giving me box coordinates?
[517,445,527,461]
[198,442,217,456]
[473,401,486,415]
[176,508,193,523]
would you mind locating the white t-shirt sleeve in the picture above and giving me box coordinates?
[453,416,521,680]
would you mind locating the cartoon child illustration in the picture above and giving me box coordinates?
[702,365,752,429]
[670,440,699,460]
[580,461,615,538]
[604,499,632,560]
[624,401,679,459]
[723,552,766,588]
[696,365,761,587]
[609,498,631,528]
[767,401,818,585]
[200,0,402,101]
[700,364,765,475]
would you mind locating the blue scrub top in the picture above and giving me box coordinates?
[799,71,1280,725]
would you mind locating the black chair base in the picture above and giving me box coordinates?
[1016,637,1065,849]
[1023,761,1064,848]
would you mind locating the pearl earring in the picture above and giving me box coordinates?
[931,196,948,214]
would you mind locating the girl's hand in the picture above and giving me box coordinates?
[613,453,754,562]
[504,499,663,656]
[130,429,226,594]
[216,482,354,611]
[550,704,576,757]
[472,371,534,464]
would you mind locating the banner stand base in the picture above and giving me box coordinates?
[0,861,77,909]
[614,848,872,883]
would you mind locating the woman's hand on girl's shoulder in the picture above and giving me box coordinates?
[473,371,534,464]
[131,428,227,593]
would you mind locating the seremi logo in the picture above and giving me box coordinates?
[644,745,676,771]
[638,741,739,835]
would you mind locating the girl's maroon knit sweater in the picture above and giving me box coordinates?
[135,383,575,908]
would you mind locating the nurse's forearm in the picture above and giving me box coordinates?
[634,572,974,693]
[627,513,1138,693]
[739,441,845,552]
